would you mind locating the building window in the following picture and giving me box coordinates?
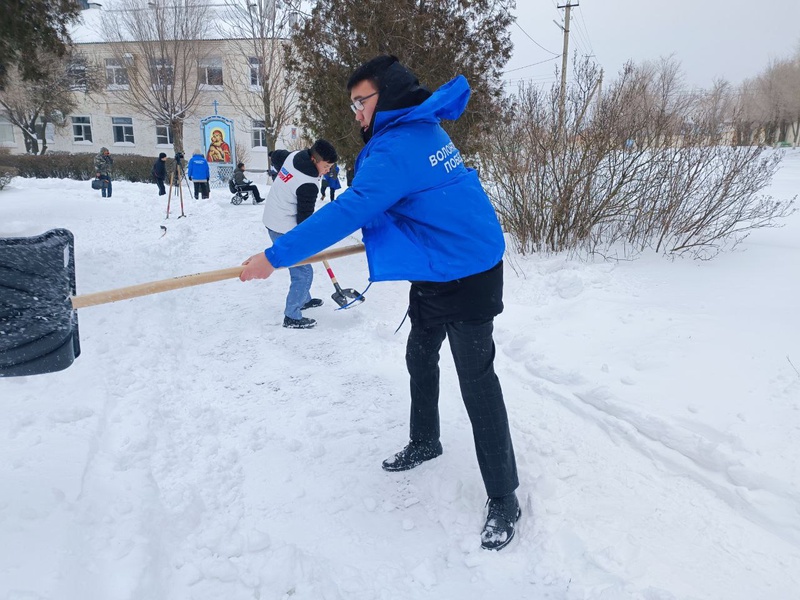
[112,117,134,143]
[252,120,267,147]
[249,57,262,88]
[0,116,14,144]
[68,54,89,91]
[72,116,92,142]
[149,58,174,87]
[199,57,223,87]
[35,121,55,143]
[105,58,129,88]
[156,122,173,145]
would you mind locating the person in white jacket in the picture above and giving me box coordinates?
[261,139,338,329]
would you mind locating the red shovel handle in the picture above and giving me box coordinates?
[322,259,340,286]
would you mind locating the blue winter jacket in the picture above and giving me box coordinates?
[322,165,342,190]
[187,154,210,180]
[264,75,505,282]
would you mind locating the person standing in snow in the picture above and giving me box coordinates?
[94,147,113,198]
[320,163,341,201]
[152,152,167,196]
[239,55,520,550]
[187,150,210,199]
[261,139,339,329]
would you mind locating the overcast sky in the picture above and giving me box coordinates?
[506,0,800,91]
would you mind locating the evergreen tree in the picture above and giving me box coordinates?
[0,50,103,154]
[0,0,80,88]
[287,0,515,166]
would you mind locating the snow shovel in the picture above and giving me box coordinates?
[322,259,365,309]
[0,229,365,378]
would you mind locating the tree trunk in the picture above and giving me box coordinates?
[171,119,185,153]
[22,121,39,154]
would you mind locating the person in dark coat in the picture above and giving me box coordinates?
[152,152,167,196]
[93,147,113,198]
[233,162,263,203]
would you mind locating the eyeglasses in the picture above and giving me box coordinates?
[350,91,378,113]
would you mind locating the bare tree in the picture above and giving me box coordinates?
[482,57,795,260]
[0,50,103,154]
[218,0,298,153]
[732,77,764,146]
[101,0,211,152]
[774,55,800,144]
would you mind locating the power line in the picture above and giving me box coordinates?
[573,7,596,57]
[514,21,560,57]
[575,12,594,55]
[504,55,561,74]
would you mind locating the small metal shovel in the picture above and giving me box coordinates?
[322,259,364,309]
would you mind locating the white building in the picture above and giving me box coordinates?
[0,1,304,172]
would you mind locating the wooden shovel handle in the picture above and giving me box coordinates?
[70,244,365,309]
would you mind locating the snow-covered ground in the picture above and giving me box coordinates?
[1,153,799,600]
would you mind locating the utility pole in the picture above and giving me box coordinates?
[556,2,579,131]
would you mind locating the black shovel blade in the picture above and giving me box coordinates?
[331,288,365,309]
[0,229,80,377]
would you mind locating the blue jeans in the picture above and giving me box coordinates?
[268,229,312,319]
[99,174,112,197]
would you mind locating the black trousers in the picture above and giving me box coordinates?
[321,180,336,201]
[239,184,262,202]
[193,181,209,199]
[156,178,166,196]
[406,317,519,498]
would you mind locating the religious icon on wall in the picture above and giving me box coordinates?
[206,127,231,163]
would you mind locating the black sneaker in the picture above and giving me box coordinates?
[381,440,443,472]
[283,316,316,329]
[481,493,521,551]
[301,298,324,310]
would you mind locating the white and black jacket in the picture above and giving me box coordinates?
[262,150,320,234]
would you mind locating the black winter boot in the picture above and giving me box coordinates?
[301,298,324,310]
[381,440,443,472]
[283,316,316,329]
[481,492,521,551]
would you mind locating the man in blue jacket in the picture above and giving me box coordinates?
[320,163,341,201]
[187,151,211,199]
[240,55,520,550]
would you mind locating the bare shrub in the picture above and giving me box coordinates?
[234,141,250,169]
[0,152,154,182]
[0,166,18,190]
[482,57,795,259]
